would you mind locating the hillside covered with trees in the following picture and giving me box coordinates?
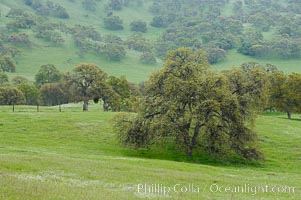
[0,0,301,83]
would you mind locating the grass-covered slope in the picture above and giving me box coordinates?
[0,105,300,199]
[0,0,163,83]
[1,0,301,83]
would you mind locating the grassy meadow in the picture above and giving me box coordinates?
[0,104,300,199]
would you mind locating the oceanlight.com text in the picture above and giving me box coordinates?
[210,183,296,196]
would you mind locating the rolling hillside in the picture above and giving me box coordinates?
[0,0,301,83]
[0,105,300,199]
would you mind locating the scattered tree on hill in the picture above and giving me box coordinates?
[0,55,16,72]
[126,34,152,52]
[0,72,9,86]
[130,21,147,33]
[12,76,29,86]
[206,48,226,64]
[35,64,62,88]
[107,0,123,10]
[82,0,97,11]
[103,43,126,61]
[0,43,20,58]
[6,33,31,47]
[36,30,65,44]
[24,0,69,19]
[114,48,264,160]
[150,16,170,28]
[139,52,156,64]
[103,15,124,30]
[6,18,34,31]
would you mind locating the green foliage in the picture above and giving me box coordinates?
[107,0,123,11]
[139,52,156,64]
[206,48,226,64]
[126,34,152,52]
[5,9,36,30]
[37,30,64,44]
[82,0,97,11]
[114,48,266,160]
[107,75,140,111]
[103,16,124,30]
[130,20,147,33]
[0,42,20,58]
[65,63,109,111]
[103,44,126,61]
[0,72,9,86]
[269,71,301,119]
[0,86,24,106]
[107,76,130,99]
[70,25,102,56]
[35,64,62,88]
[150,16,170,28]
[39,82,66,106]
[24,0,69,19]
[11,76,29,86]
[0,55,16,73]
[6,33,31,47]
[17,84,40,105]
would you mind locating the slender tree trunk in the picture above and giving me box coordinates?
[103,99,109,112]
[83,100,88,111]
[287,111,291,119]
[192,122,202,146]
[36,104,39,112]
[12,104,15,112]
[186,145,193,157]
[183,131,193,157]
[59,104,61,112]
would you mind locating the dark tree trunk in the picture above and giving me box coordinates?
[183,131,193,157]
[12,104,15,112]
[37,104,39,112]
[192,122,202,146]
[103,99,109,112]
[186,146,193,157]
[83,101,88,111]
[59,104,61,112]
[287,111,291,119]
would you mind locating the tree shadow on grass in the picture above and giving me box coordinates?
[120,144,264,169]
[278,117,301,121]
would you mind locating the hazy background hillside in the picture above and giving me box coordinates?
[0,0,301,83]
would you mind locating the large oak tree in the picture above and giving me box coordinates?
[65,63,108,111]
[114,48,267,160]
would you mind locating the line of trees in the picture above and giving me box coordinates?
[0,63,141,112]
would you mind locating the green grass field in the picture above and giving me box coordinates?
[0,104,300,199]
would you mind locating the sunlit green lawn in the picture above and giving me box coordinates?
[0,104,300,199]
